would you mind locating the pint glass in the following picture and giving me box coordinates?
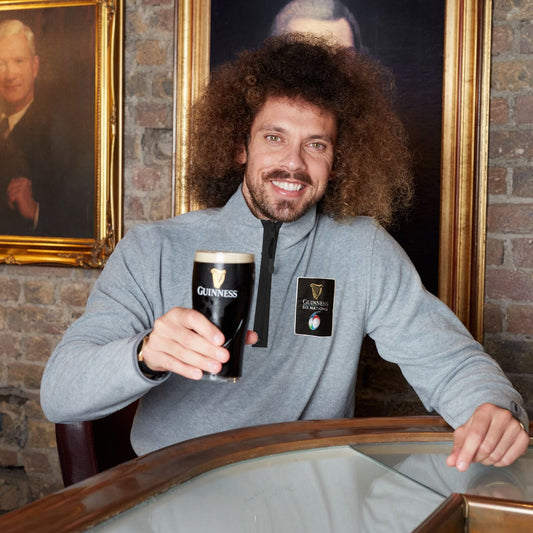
[192,251,255,382]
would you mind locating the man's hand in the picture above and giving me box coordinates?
[138,307,258,380]
[446,403,529,472]
[7,177,38,221]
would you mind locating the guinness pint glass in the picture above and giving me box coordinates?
[192,251,255,382]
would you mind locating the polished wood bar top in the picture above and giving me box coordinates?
[0,416,530,532]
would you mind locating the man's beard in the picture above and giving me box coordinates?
[244,169,316,222]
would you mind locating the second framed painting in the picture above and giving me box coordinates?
[174,0,492,340]
[0,0,123,268]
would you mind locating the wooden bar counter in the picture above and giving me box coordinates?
[0,417,531,532]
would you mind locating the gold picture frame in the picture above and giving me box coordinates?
[173,0,491,341]
[0,0,123,268]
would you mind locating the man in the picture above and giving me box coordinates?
[0,19,93,237]
[271,0,366,50]
[41,35,529,472]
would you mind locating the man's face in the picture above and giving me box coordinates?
[239,96,337,222]
[0,32,39,114]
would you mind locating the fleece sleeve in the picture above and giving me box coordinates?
[40,227,169,423]
[365,226,528,430]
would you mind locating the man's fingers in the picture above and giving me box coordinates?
[246,330,258,345]
[445,431,463,468]
[153,352,208,381]
[491,423,529,467]
[171,307,225,346]
[447,404,529,471]
[140,307,229,379]
[144,333,224,376]
[458,429,487,471]
[167,323,227,363]
[449,408,492,471]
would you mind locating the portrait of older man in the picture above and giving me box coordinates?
[0,17,94,238]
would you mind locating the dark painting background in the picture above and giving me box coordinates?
[210,0,445,296]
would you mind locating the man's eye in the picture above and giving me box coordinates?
[309,142,326,150]
[265,134,281,142]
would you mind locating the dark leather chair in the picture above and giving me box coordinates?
[55,401,139,487]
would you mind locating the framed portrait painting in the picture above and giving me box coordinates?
[174,0,491,340]
[0,0,122,268]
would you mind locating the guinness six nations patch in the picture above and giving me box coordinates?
[295,277,335,337]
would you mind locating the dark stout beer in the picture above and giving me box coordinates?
[192,251,255,382]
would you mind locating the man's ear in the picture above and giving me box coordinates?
[328,170,336,181]
[32,55,40,79]
[236,145,247,165]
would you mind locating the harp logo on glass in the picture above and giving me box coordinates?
[196,268,238,298]
[211,268,226,289]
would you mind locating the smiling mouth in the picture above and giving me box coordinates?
[272,180,304,192]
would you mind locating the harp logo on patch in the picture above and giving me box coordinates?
[295,278,335,337]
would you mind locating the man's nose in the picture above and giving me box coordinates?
[279,144,306,172]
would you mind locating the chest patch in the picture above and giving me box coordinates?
[294,277,335,337]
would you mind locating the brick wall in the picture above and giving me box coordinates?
[0,0,532,512]
[483,0,533,415]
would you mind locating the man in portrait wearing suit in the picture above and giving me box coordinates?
[0,18,93,237]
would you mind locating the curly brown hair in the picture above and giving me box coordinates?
[188,34,412,227]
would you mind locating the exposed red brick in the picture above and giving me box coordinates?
[136,103,171,128]
[487,204,533,233]
[488,167,507,195]
[23,281,56,306]
[512,167,533,197]
[489,97,509,124]
[516,94,533,124]
[494,0,533,21]
[485,268,533,301]
[125,196,146,220]
[6,307,67,336]
[24,336,56,363]
[149,8,175,33]
[21,450,53,474]
[0,277,21,302]
[141,0,173,5]
[521,22,533,53]
[489,130,533,159]
[8,363,45,391]
[512,238,533,268]
[484,302,504,333]
[27,420,56,449]
[135,40,168,66]
[491,60,533,91]
[58,282,91,308]
[492,24,514,55]
[132,167,162,192]
[0,449,19,468]
[486,237,505,265]
[507,305,533,334]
